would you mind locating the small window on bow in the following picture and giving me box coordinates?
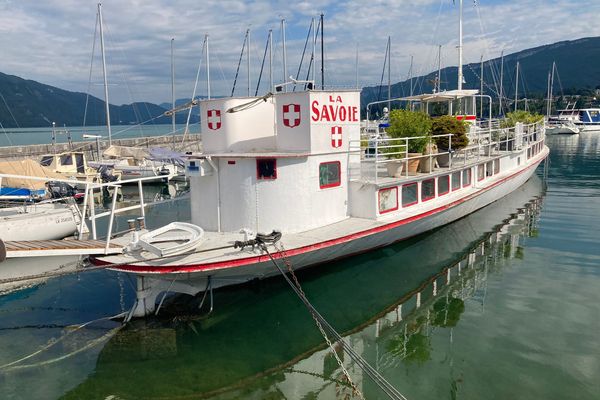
[257,158,277,180]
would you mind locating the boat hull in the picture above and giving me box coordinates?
[0,203,79,241]
[96,149,547,317]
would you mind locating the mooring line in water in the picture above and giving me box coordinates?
[261,242,409,400]
[0,311,126,371]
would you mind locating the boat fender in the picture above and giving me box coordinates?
[0,239,6,263]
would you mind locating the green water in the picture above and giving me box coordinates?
[0,133,599,399]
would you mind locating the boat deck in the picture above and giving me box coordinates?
[3,239,124,258]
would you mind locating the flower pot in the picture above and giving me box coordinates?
[386,160,404,178]
[406,153,422,173]
[437,149,451,167]
[419,143,437,173]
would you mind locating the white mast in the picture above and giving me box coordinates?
[409,55,414,96]
[247,29,251,97]
[387,36,391,111]
[457,0,464,91]
[549,61,555,117]
[171,38,175,134]
[436,45,442,93]
[98,3,112,145]
[479,54,483,117]
[514,61,519,112]
[546,69,551,118]
[499,50,504,116]
[206,34,211,100]
[281,18,287,92]
[312,17,316,85]
[269,29,273,92]
[355,43,359,89]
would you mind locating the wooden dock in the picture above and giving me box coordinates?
[2,239,124,258]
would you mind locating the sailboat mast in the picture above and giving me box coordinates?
[436,45,442,92]
[269,30,273,91]
[311,17,316,85]
[549,61,555,116]
[206,34,211,100]
[320,13,324,90]
[171,38,175,134]
[355,43,359,89]
[281,19,288,92]
[457,0,463,91]
[499,50,504,116]
[387,36,391,111]
[546,69,551,118]
[98,3,112,145]
[514,61,519,112]
[480,54,484,118]
[247,29,251,97]
[409,55,414,97]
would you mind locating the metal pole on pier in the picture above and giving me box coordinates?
[98,3,112,146]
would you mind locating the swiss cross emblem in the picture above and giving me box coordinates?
[282,104,301,128]
[207,109,221,130]
[331,126,343,148]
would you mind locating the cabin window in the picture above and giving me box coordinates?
[421,179,435,202]
[438,175,450,196]
[319,161,341,188]
[257,158,277,180]
[40,156,53,167]
[402,183,418,207]
[477,164,485,181]
[494,159,500,175]
[486,161,494,177]
[462,169,471,187]
[60,154,73,166]
[451,171,461,191]
[378,187,398,214]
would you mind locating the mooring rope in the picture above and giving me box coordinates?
[260,242,408,400]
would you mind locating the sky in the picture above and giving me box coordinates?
[1,0,599,105]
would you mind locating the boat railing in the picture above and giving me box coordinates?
[352,120,545,183]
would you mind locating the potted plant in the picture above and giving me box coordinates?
[386,109,432,174]
[431,115,469,167]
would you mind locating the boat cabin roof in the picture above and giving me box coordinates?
[400,89,479,103]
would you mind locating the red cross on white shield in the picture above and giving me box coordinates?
[282,104,301,128]
[207,109,221,130]
[331,126,342,148]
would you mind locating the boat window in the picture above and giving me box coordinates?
[319,161,341,189]
[494,159,500,174]
[75,153,85,174]
[462,169,471,187]
[421,179,435,202]
[477,164,485,181]
[257,158,277,180]
[40,156,53,166]
[438,175,450,196]
[59,154,73,166]
[402,183,418,207]
[378,187,398,214]
[452,171,461,191]
[486,161,493,177]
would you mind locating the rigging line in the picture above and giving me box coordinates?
[376,39,389,103]
[0,311,126,370]
[262,244,408,400]
[231,30,249,97]
[183,35,206,141]
[83,10,99,128]
[0,91,21,130]
[304,17,322,89]
[255,31,271,96]
[293,19,314,92]
[0,121,12,146]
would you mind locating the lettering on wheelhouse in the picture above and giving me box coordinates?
[311,95,359,123]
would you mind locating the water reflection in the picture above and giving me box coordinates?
[54,175,545,399]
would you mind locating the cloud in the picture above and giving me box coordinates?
[0,0,599,105]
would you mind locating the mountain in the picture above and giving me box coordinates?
[361,36,600,110]
[0,72,199,128]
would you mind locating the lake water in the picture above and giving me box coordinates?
[0,124,199,147]
[0,133,599,399]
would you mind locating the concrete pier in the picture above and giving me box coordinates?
[0,134,201,161]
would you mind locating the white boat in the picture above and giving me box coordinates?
[90,86,549,318]
[39,151,100,187]
[88,145,182,182]
[554,104,600,132]
[545,118,580,135]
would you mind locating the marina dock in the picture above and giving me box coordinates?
[1,239,123,259]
